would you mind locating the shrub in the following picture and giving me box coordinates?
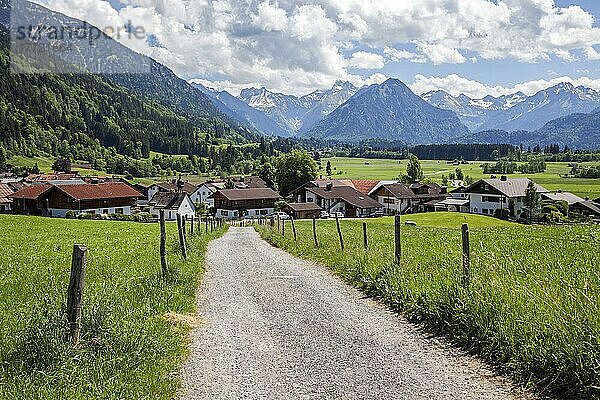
[494,208,511,220]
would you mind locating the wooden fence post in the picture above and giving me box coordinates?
[291,217,297,241]
[177,214,187,259]
[159,210,168,275]
[282,218,285,235]
[190,215,194,235]
[67,244,87,346]
[335,213,344,251]
[182,216,187,243]
[363,222,368,250]
[394,215,401,264]
[205,217,208,234]
[461,223,471,289]
[277,215,280,232]
[312,218,319,247]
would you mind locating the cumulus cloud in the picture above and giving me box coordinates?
[30,0,600,95]
[410,73,600,98]
[348,51,385,69]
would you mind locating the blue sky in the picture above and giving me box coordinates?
[35,0,600,98]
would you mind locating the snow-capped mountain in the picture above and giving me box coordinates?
[422,83,600,132]
[192,83,290,137]
[238,81,359,135]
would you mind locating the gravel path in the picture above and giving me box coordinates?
[181,227,531,400]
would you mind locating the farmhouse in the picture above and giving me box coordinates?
[283,202,323,220]
[465,177,549,217]
[0,183,15,213]
[9,183,143,217]
[148,192,195,221]
[570,200,600,219]
[147,180,197,203]
[192,182,220,207]
[211,188,280,219]
[372,183,448,215]
[25,172,81,183]
[541,191,585,205]
[304,183,383,218]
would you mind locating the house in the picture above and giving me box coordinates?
[148,192,195,221]
[25,172,81,184]
[9,183,143,217]
[304,183,383,218]
[147,180,197,202]
[0,183,15,213]
[541,191,584,206]
[133,183,150,206]
[211,188,280,219]
[230,176,268,189]
[283,203,323,220]
[0,173,19,184]
[570,201,600,219]
[424,198,470,213]
[464,177,549,218]
[371,182,448,215]
[192,182,220,207]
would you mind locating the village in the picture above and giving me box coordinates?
[1,167,599,224]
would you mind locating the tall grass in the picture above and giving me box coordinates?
[0,215,226,399]
[257,214,600,399]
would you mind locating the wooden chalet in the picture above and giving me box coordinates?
[211,188,280,219]
[9,183,143,217]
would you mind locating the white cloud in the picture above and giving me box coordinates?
[348,51,385,69]
[410,73,600,98]
[416,43,466,65]
[31,0,600,95]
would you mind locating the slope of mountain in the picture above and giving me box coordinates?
[300,79,470,144]
[6,0,257,142]
[238,81,359,135]
[192,83,289,137]
[458,107,600,149]
[422,84,600,133]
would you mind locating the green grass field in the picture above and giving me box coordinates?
[256,214,600,398]
[322,157,600,199]
[0,215,226,399]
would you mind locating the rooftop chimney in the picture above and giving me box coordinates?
[500,175,508,181]
[325,182,333,192]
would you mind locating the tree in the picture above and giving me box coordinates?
[275,149,318,196]
[455,168,464,181]
[0,144,6,172]
[326,160,332,176]
[405,155,424,183]
[523,181,541,224]
[256,162,276,189]
[52,157,72,173]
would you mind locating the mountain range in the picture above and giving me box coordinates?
[422,83,600,132]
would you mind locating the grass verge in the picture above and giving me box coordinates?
[0,215,226,399]
[256,213,600,399]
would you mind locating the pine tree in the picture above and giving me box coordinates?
[0,144,6,172]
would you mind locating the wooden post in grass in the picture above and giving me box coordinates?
[205,217,208,234]
[291,217,297,241]
[67,244,87,346]
[182,216,187,243]
[277,215,280,232]
[335,213,344,251]
[159,210,168,275]
[190,215,194,235]
[363,222,368,250]
[461,223,471,289]
[312,218,319,248]
[394,215,401,264]
[282,218,285,235]
[177,214,187,260]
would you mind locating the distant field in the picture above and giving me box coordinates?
[256,213,600,398]
[0,215,226,399]
[323,157,600,198]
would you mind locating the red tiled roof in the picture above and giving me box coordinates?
[57,183,143,200]
[9,184,54,199]
[0,183,15,204]
[351,180,380,195]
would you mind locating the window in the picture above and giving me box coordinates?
[103,209,109,214]
[483,196,500,203]
[484,184,490,191]
[260,210,269,215]
[473,208,478,213]
[222,211,229,216]
[483,209,489,214]
[383,198,395,204]
[115,208,124,214]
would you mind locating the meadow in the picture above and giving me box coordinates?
[0,215,226,399]
[323,157,600,199]
[256,214,600,398]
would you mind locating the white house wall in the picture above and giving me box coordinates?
[49,206,132,218]
[216,207,275,220]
